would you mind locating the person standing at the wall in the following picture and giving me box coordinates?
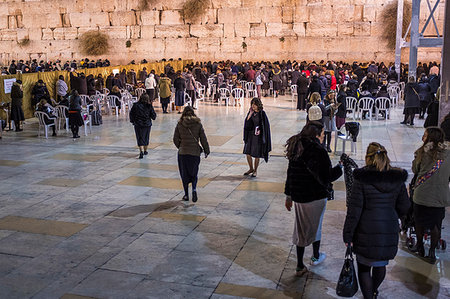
[10,80,24,132]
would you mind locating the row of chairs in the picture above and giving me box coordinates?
[346,97,392,121]
[35,106,91,139]
[218,88,245,106]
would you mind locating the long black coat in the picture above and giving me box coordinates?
[70,73,87,95]
[243,110,271,163]
[129,101,156,127]
[307,78,321,97]
[284,137,342,203]
[343,167,410,261]
[404,83,420,109]
[296,75,309,94]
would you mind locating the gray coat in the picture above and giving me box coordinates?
[412,143,450,207]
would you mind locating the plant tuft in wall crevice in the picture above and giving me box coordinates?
[80,31,109,56]
[181,0,209,23]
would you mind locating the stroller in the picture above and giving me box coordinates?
[402,176,447,251]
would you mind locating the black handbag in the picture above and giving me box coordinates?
[336,246,359,297]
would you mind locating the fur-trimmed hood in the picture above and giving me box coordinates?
[354,167,408,193]
[180,116,201,128]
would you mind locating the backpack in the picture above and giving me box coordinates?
[308,104,322,121]
[91,109,102,125]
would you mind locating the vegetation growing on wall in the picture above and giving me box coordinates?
[126,40,132,48]
[80,31,109,56]
[381,0,412,49]
[17,37,30,47]
[139,0,158,10]
[181,0,209,22]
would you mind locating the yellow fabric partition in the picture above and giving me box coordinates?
[0,60,191,119]
[21,73,39,118]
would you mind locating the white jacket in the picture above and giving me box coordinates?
[145,74,156,89]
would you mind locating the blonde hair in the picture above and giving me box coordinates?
[365,142,391,171]
[309,92,321,104]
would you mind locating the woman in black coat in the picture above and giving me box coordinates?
[296,73,309,110]
[68,90,83,138]
[343,142,410,299]
[129,94,157,159]
[10,80,25,131]
[402,76,421,126]
[335,84,347,132]
[307,75,321,99]
[243,98,271,177]
[285,121,342,276]
[417,74,432,119]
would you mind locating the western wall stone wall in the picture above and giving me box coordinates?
[0,0,444,64]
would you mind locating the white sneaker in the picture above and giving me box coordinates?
[310,252,326,265]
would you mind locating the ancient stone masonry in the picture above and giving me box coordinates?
[0,0,444,64]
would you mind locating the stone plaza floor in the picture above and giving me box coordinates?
[0,95,448,299]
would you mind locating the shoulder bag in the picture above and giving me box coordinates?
[187,127,203,153]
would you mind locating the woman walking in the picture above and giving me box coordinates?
[173,106,210,202]
[285,121,342,276]
[174,72,186,114]
[68,90,83,138]
[159,74,172,114]
[145,73,157,101]
[243,98,271,177]
[130,94,157,159]
[411,127,450,263]
[343,142,410,299]
[401,76,420,126]
[10,80,24,132]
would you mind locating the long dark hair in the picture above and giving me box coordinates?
[416,127,445,161]
[285,121,323,160]
[180,106,197,121]
[250,97,263,111]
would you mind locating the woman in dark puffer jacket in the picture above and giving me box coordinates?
[343,142,410,299]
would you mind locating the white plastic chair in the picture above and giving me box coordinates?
[35,111,56,139]
[232,88,245,106]
[358,97,374,120]
[345,97,358,120]
[195,82,205,102]
[375,97,392,120]
[290,84,298,103]
[184,93,192,107]
[81,109,92,136]
[135,88,146,99]
[106,95,120,116]
[245,82,256,98]
[55,105,69,132]
[218,88,231,106]
[387,85,400,107]
[79,95,90,107]
[103,88,110,95]
[334,130,357,154]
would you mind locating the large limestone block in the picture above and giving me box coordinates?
[282,7,294,23]
[7,15,17,29]
[308,5,333,22]
[155,25,190,38]
[46,14,63,28]
[198,37,221,52]
[69,12,91,28]
[134,38,165,55]
[363,5,376,22]
[218,8,261,24]
[190,24,224,38]
[53,28,65,40]
[333,6,355,22]
[64,28,78,40]
[338,22,354,36]
[196,9,217,25]
[110,11,137,26]
[128,25,141,39]
[221,37,244,52]
[99,26,128,39]
[260,7,282,23]
[353,5,363,22]
[141,25,155,39]
[294,6,309,23]
[0,15,8,29]
[266,23,295,37]
[369,21,384,37]
[28,28,42,40]
[353,22,371,36]
[234,23,250,37]
[77,27,92,38]
[164,38,198,56]
[246,36,282,53]
[306,22,337,37]
[211,0,242,9]
[293,23,305,36]
[224,23,235,37]
[16,28,28,41]
[250,23,265,37]
[22,14,48,28]
[1,29,16,41]
[161,10,183,25]
[149,0,185,10]
[141,10,160,25]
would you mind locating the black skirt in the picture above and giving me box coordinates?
[10,104,24,122]
[178,154,200,185]
[160,96,170,105]
[134,125,151,146]
[413,203,445,230]
[68,111,83,126]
